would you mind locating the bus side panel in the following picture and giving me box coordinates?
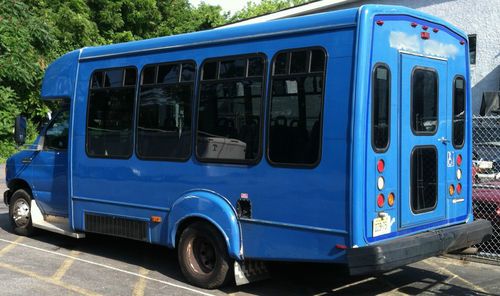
[70,27,355,262]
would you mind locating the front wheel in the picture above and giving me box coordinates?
[9,189,35,236]
[177,222,234,289]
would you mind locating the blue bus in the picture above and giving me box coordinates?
[4,5,491,289]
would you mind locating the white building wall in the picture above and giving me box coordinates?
[335,0,500,113]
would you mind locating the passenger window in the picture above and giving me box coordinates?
[196,55,265,163]
[412,68,438,134]
[87,68,137,158]
[453,77,465,148]
[372,64,390,152]
[268,48,326,166]
[137,62,194,160]
[44,110,70,150]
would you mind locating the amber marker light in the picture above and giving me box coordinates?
[449,184,455,196]
[388,193,395,207]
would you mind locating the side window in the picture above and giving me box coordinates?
[372,64,390,152]
[87,68,137,158]
[453,76,465,148]
[411,68,438,134]
[137,62,195,160]
[268,48,326,166]
[196,55,265,163]
[44,110,70,150]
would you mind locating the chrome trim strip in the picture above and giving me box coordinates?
[399,50,448,61]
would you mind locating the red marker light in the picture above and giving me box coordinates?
[457,154,462,166]
[422,25,429,30]
[411,22,418,27]
[421,32,430,40]
[377,194,385,208]
[377,159,385,173]
[460,40,465,45]
[457,183,462,195]
[335,244,348,250]
[376,20,384,26]
[433,28,439,33]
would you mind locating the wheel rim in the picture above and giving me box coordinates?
[12,199,30,227]
[193,237,216,273]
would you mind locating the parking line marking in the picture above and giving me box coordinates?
[0,236,24,257]
[52,250,80,281]
[0,261,101,296]
[423,259,489,294]
[132,267,150,296]
[0,238,214,296]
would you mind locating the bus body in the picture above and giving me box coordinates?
[4,5,491,288]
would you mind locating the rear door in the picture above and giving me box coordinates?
[400,53,448,227]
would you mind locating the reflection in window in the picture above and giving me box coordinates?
[411,147,437,213]
[268,48,326,165]
[453,77,465,147]
[137,62,194,160]
[372,65,390,151]
[87,68,137,158]
[412,69,438,134]
[197,56,264,162]
[45,110,69,150]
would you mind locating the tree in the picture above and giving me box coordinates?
[230,0,310,22]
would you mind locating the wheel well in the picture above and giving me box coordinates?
[6,179,33,204]
[175,217,226,248]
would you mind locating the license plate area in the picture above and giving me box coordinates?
[373,215,391,237]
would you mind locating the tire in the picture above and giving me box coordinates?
[9,189,36,236]
[177,222,234,289]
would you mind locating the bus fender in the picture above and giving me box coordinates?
[167,190,242,259]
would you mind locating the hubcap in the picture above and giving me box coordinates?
[193,237,216,273]
[12,199,30,227]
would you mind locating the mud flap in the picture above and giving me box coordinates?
[234,260,270,286]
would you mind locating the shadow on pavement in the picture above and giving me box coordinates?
[0,211,494,295]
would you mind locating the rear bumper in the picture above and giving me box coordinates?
[347,219,492,275]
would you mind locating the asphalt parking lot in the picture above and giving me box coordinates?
[1,165,500,295]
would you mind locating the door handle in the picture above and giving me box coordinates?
[438,137,449,144]
[21,157,32,164]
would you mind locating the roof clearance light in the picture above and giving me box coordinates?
[422,25,429,30]
[460,40,465,45]
[457,154,462,166]
[457,183,462,195]
[457,168,462,180]
[377,176,385,190]
[411,22,418,27]
[376,20,384,26]
[433,28,439,33]
[388,193,395,207]
[377,194,385,208]
[377,159,385,173]
[421,32,430,40]
[449,184,455,196]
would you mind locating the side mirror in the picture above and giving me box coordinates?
[14,116,27,146]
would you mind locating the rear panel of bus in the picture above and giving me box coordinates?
[361,11,470,244]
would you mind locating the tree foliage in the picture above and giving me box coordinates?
[0,0,311,161]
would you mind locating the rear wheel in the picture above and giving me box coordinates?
[177,222,234,289]
[9,189,35,236]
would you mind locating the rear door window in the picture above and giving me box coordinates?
[411,68,438,134]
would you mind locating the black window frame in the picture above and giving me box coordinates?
[410,66,439,136]
[452,75,466,149]
[85,66,138,159]
[410,145,438,214]
[371,63,391,153]
[135,60,197,162]
[266,46,327,168]
[195,53,267,165]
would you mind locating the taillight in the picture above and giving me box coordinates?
[457,154,462,166]
[457,183,462,195]
[377,194,385,208]
[388,193,395,207]
[377,159,385,173]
